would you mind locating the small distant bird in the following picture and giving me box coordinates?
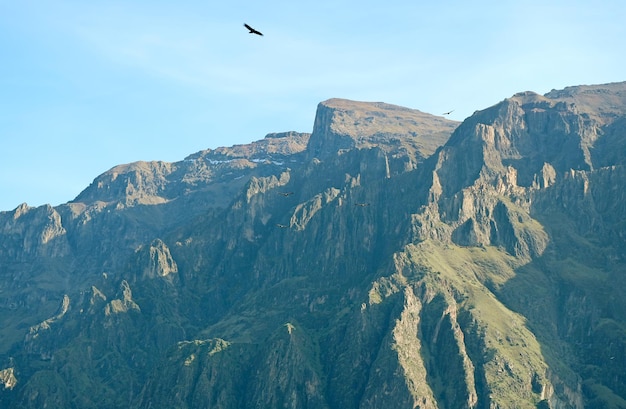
[278,191,294,197]
[442,110,454,116]
[354,203,370,207]
[275,223,289,228]
[244,23,263,36]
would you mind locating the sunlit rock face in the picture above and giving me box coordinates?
[2,82,626,408]
[307,98,458,174]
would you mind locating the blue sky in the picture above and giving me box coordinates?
[1,1,625,211]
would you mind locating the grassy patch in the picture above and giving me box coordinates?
[398,240,550,407]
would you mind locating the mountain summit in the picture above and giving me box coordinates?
[1,83,626,408]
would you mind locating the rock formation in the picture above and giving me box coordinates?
[1,84,626,408]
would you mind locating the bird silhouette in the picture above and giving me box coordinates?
[278,191,294,197]
[244,23,263,36]
[354,203,370,207]
[275,223,289,228]
[442,110,454,115]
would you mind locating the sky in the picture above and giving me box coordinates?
[1,0,625,211]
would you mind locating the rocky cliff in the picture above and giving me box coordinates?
[1,85,626,408]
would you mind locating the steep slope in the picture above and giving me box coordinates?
[405,81,626,408]
[1,83,626,408]
[0,100,458,408]
[0,131,310,355]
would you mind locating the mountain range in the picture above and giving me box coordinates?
[1,82,626,408]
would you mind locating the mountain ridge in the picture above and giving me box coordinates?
[1,82,626,408]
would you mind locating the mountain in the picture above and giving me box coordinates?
[1,84,626,408]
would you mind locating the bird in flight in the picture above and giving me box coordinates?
[278,191,294,197]
[354,203,370,207]
[275,223,289,228]
[244,23,263,36]
[442,110,454,115]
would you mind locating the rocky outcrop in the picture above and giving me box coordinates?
[0,203,69,260]
[0,368,17,390]
[104,280,140,316]
[75,131,311,209]
[134,239,178,280]
[307,98,458,174]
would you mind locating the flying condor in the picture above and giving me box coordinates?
[244,23,263,36]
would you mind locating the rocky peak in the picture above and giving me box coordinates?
[0,203,69,260]
[443,83,626,191]
[73,161,175,206]
[67,98,458,214]
[544,81,626,125]
[186,131,310,162]
[306,98,459,169]
[70,132,311,211]
[409,82,626,261]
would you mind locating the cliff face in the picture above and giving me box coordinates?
[307,98,457,174]
[1,82,626,408]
